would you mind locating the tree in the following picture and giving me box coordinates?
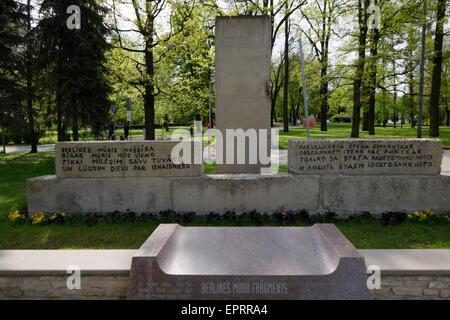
[0,0,25,153]
[25,0,37,152]
[351,0,369,138]
[39,0,111,141]
[283,0,290,132]
[105,37,145,127]
[270,52,285,126]
[157,3,215,125]
[110,0,196,140]
[429,0,446,137]
[300,0,347,132]
[417,1,427,138]
[365,1,380,135]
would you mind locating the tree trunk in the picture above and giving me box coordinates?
[271,98,276,127]
[1,124,5,154]
[290,100,296,126]
[351,0,369,138]
[71,98,79,141]
[445,107,450,126]
[319,64,328,131]
[56,89,64,142]
[368,24,380,136]
[283,3,289,133]
[362,80,369,131]
[393,63,397,128]
[429,0,446,137]
[319,0,329,132]
[408,40,415,129]
[144,11,156,140]
[26,0,37,153]
[417,2,427,138]
[362,110,369,131]
[294,102,300,127]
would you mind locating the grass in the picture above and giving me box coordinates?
[278,123,450,149]
[0,152,55,215]
[0,216,448,249]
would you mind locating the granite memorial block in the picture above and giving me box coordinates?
[127,224,371,300]
[289,139,442,175]
[55,141,203,178]
[215,16,272,174]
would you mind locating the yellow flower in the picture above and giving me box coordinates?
[447,216,450,223]
[50,211,66,221]
[424,209,432,214]
[32,212,46,225]
[414,211,420,217]
[407,214,412,219]
[8,210,24,222]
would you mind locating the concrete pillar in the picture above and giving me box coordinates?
[215,16,272,173]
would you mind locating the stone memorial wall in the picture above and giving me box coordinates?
[289,139,442,175]
[55,141,202,178]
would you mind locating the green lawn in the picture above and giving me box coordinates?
[0,152,55,215]
[0,216,448,249]
[278,123,450,149]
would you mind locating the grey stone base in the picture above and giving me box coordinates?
[1,249,449,300]
[27,174,450,215]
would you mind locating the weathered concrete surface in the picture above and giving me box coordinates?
[0,250,134,275]
[442,150,450,175]
[27,175,172,214]
[360,249,450,275]
[289,139,442,175]
[27,174,450,215]
[215,16,272,174]
[321,175,450,214]
[171,174,319,213]
[55,141,202,178]
[127,224,370,300]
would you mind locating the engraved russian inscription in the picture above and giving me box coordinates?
[288,139,442,175]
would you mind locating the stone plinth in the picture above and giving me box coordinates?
[27,174,450,215]
[127,224,370,300]
[215,16,272,174]
[55,141,202,178]
[289,139,442,175]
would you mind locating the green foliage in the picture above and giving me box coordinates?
[156,3,215,125]
[38,0,112,138]
[0,210,449,249]
[0,0,27,141]
[105,37,145,126]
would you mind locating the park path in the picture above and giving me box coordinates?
[4,144,55,154]
[3,143,450,176]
